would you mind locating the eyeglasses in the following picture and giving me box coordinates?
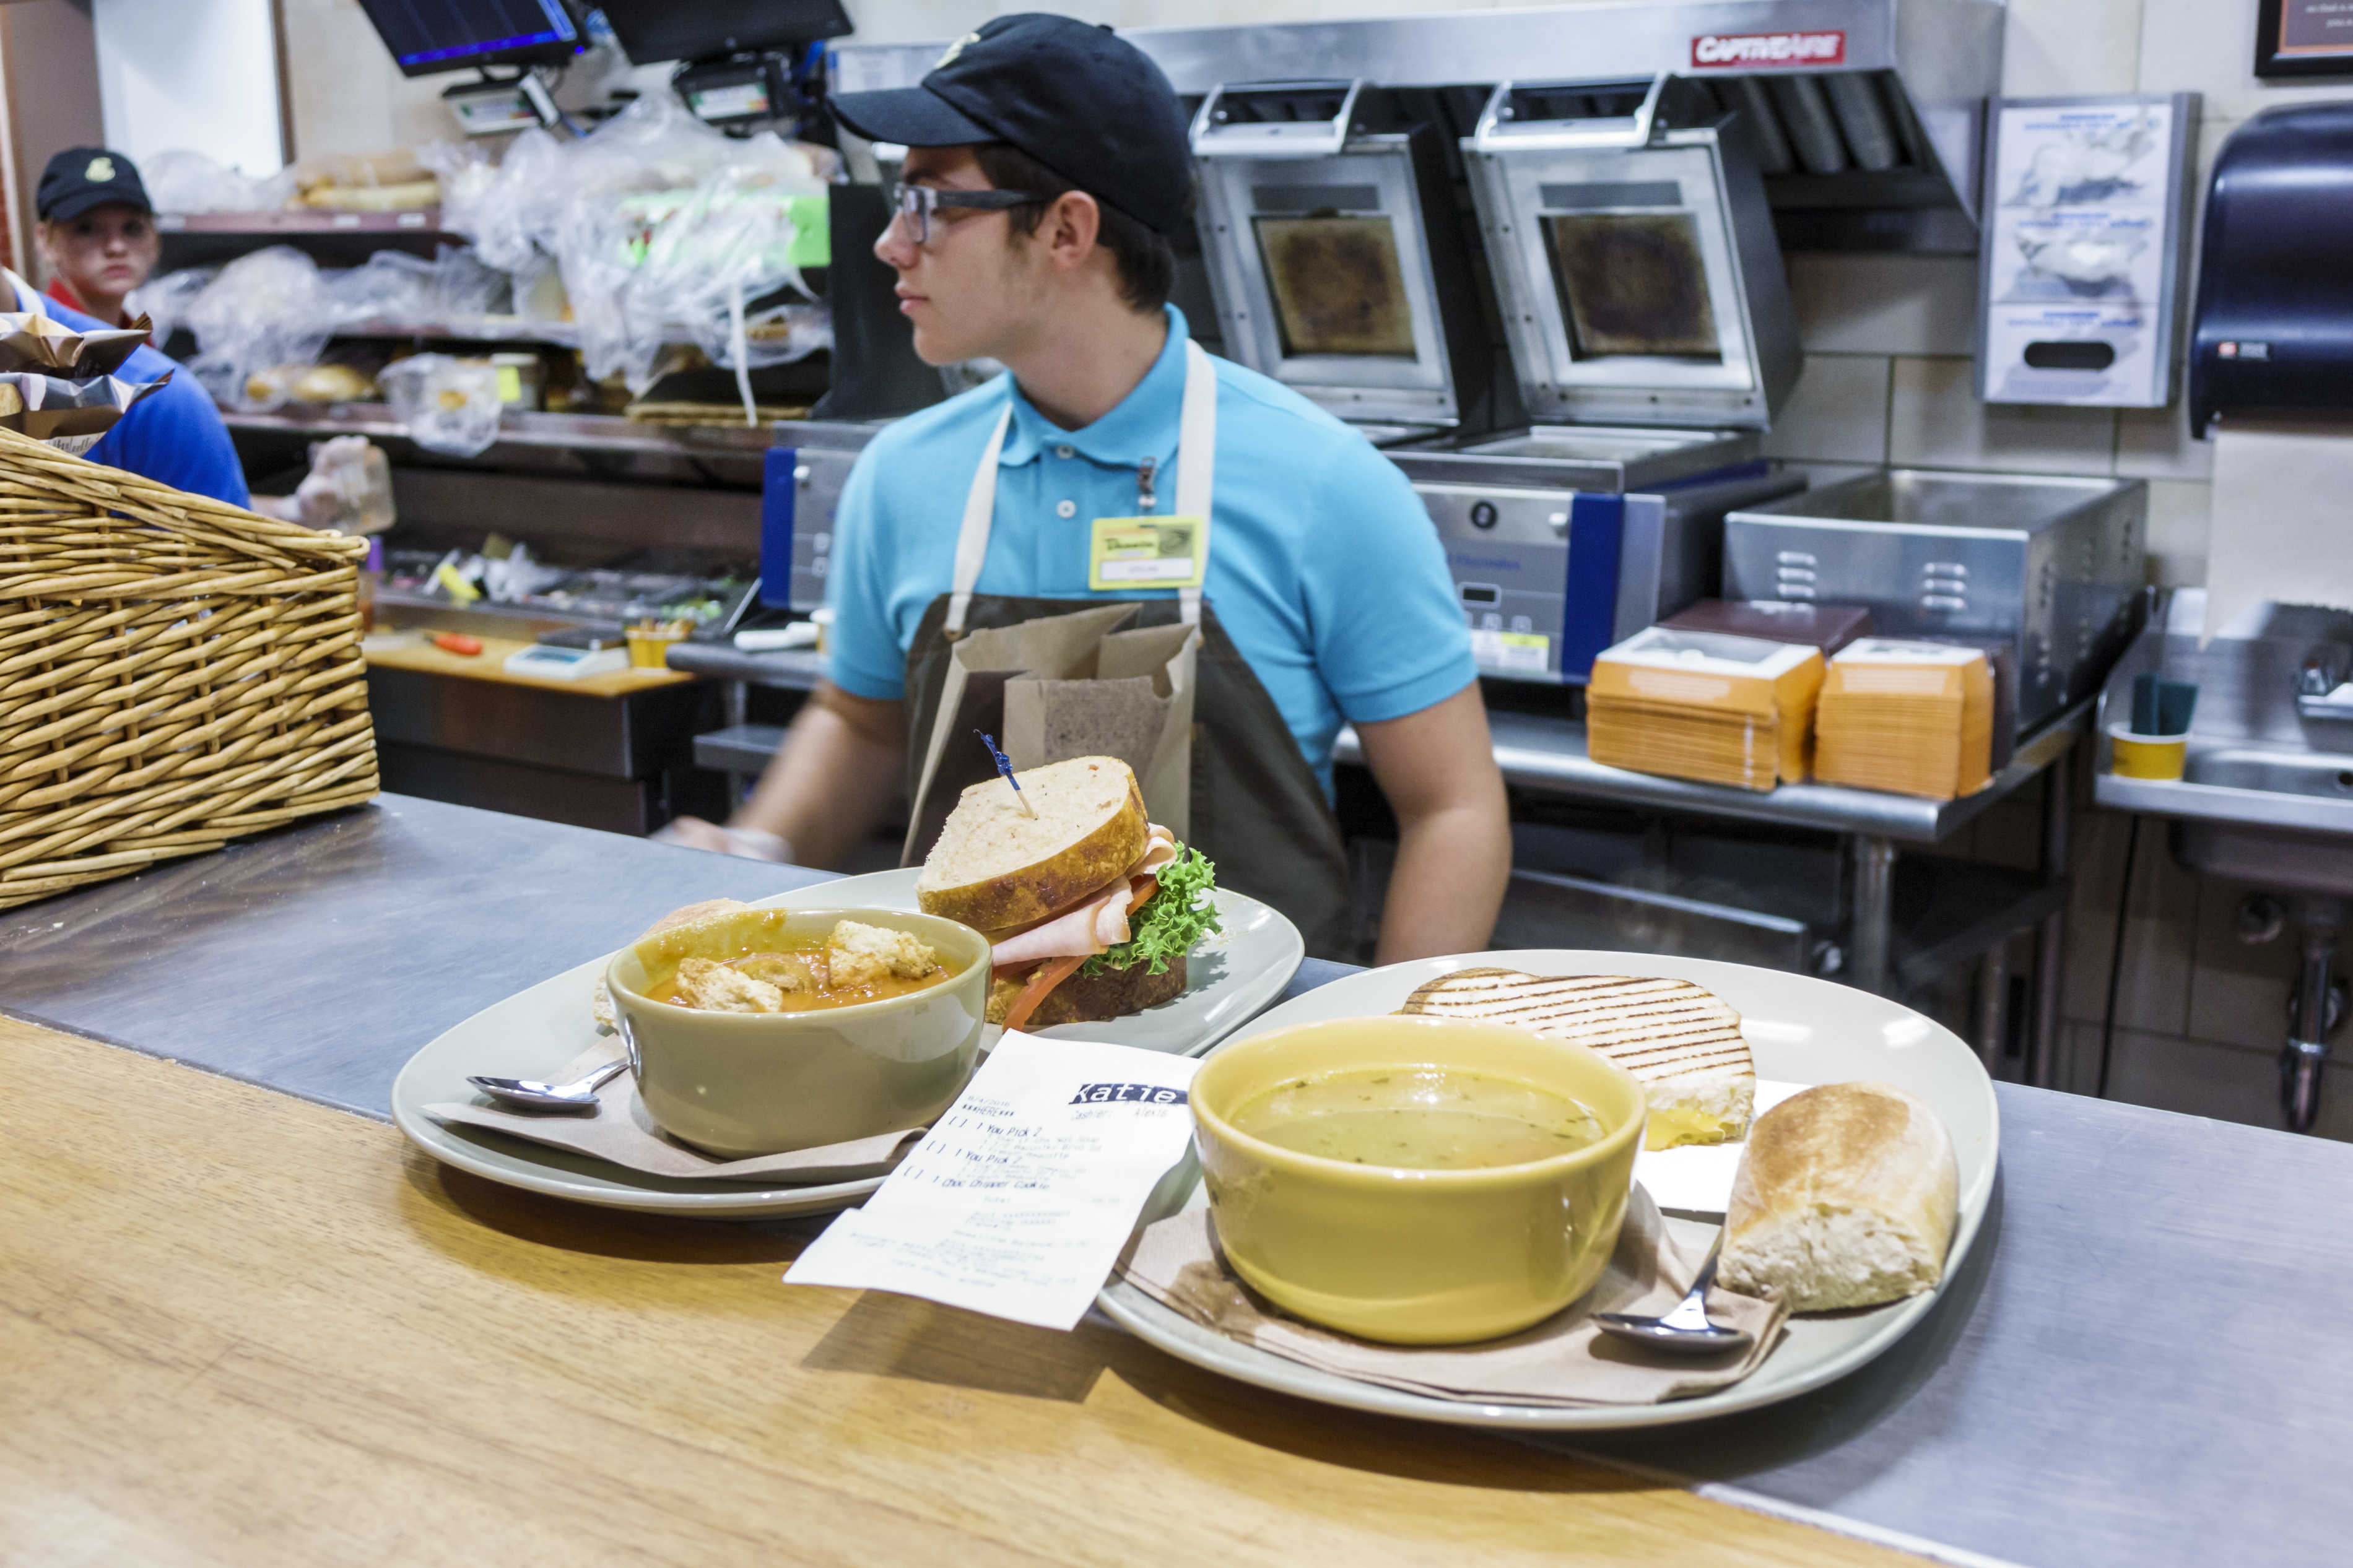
[890,183,1045,245]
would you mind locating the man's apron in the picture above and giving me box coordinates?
[900,340,1355,960]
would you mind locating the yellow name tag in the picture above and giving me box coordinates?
[1088,514,1206,591]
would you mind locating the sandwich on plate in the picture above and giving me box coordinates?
[915,755,1220,1031]
[1399,968,1755,1150]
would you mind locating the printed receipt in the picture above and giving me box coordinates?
[783,1033,1201,1330]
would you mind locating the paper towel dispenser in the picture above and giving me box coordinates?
[2189,102,2353,436]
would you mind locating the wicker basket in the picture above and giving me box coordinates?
[0,425,378,911]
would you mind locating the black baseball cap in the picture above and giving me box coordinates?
[829,13,1192,236]
[38,147,152,223]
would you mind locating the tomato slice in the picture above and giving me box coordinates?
[1001,952,1087,1033]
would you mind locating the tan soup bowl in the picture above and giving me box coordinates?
[604,907,988,1158]
[1190,1014,1648,1345]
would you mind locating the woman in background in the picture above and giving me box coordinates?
[35,145,160,329]
[12,145,249,506]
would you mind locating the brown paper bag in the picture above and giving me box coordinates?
[902,604,1199,867]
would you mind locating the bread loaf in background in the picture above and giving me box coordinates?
[1718,1080,1958,1312]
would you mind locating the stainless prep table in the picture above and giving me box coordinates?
[0,790,2342,1568]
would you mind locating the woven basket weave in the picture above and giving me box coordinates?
[0,425,378,911]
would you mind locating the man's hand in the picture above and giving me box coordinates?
[1355,683,1511,964]
[718,682,908,869]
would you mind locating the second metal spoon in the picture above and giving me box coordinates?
[1593,1231,1754,1353]
[467,1058,628,1112]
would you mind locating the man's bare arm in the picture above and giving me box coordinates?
[667,682,907,868]
[1354,683,1511,964]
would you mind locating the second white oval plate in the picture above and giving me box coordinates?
[1095,949,1998,1431]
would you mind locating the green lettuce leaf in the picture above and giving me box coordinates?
[1079,846,1221,977]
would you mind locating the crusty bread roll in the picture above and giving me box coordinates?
[1718,1080,1958,1312]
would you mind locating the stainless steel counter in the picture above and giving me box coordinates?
[0,794,2346,1568]
[0,796,833,1119]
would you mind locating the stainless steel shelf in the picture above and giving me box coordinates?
[1334,703,2086,846]
[684,640,2083,849]
[328,317,582,347]
[224,407,779,458]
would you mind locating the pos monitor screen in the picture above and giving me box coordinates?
[599,0,853,66]
[356,0,583,77]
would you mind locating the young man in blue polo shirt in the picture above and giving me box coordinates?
[671,13,1508,962]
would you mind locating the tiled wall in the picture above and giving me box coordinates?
[1767,0,2353,1141]
[276,0,2353,1138]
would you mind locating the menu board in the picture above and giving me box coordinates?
[1978,95,2196,409]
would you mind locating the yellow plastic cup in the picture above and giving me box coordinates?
[2109,721,2187,781]
[627,618,692,669]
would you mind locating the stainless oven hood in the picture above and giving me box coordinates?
[832,0,2006,253]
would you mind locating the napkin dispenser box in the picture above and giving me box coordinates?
[1722,469,2146,737]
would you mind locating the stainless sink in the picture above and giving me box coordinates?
[2094,590,2353,1131]
[2185,748,2353,800]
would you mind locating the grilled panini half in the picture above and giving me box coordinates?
[1401,968,1755,1150]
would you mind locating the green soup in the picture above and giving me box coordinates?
[1231,1067,1609,1171]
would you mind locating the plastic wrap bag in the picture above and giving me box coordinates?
[323,250,437,325]
[481,539,568,602]
[378,353,502,456]
[291,435,396,532]
[141,149,293,214]
[545,98,829,394]
[126,267,215,349]
[183,246,341,410]
[629,132,831,379]
[323,247,509,333]
[422,134,567,274]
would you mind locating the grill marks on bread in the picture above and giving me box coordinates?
[1401,968,1751,1085]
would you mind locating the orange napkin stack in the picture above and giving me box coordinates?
[1586,628,1826,792]
[1814,639,1996,800]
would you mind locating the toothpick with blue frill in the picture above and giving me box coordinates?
[976,730,1035,816]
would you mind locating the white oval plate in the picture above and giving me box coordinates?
[1095,949,1998,1430]
[390,868,1303,1219]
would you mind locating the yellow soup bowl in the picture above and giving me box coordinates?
[604,907,989,1158]
[1190,1014,1648,1345]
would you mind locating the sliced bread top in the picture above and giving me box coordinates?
[1400,968,1752,1088]
[916,755,1149,932]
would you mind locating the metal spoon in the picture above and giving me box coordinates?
[466,1058,628,1112]
[1593,1231,1753,1354]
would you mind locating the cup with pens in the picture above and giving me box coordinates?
[626,617,693,670]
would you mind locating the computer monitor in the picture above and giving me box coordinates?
[598,0,853,67]
[355,0,585,78]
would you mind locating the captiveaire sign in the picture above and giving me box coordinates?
[1690,30,1847,68]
